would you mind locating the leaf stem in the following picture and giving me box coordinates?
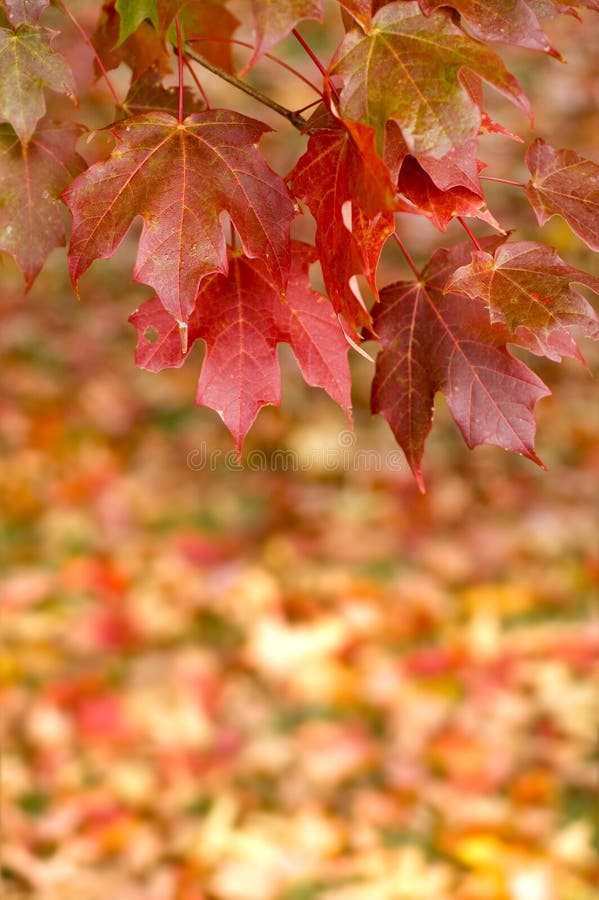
[294,98,322,115]
[182,55,211,109]
[292,28,339,101]
[480,174,526,188]
[175,15,185,123]
[457,216,483,251]
[393,232,421,280]
[56,0,120,106]
[291,29,327,79]
[187,37,322,95]
[185,49,308,131]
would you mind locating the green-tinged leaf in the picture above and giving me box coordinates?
[525,139,599,252]
[0,120,85,286]
[1,0,49,26]
[116,0,240,62]
[93,1,169,82]
[115,0,158,44]
[0,26,75,143]
[329,1,531,158]
[446,241,599,362]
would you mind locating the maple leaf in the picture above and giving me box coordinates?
[0,0,48,26]
[121,66,204,116]
[417,0,562,58]
[446,241,599,362]
[357,62,518,191]
[336,0,372,29]
[461,70,525,143]
[242,0,323,73]
[328,1,531,159]
[371,241,550,489]
[383,115,495,195]
[115,0,316,72]
[130,293,193,371]
[416,139,482,193]
[93,1,169,83]
[120,0,241,71]
[540,0,599,11]
[288,116,397,331]
[524,139,599,252]
[0,25,76,144]
[130,243,352,449]
[397,155,502,231]
[115,0,158,43]
[154,0,181,31]
[63,110,293,324]
[114,1,225,45]
[0,120,85,286]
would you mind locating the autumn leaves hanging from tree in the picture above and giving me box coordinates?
[1,0,599,486]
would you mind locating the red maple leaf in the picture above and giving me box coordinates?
[397,156,502,231]
[336,0,372,29]
[417,0,563,58]
[130,243,352,450]
[288,115,397,331]
[63,110,293,324]
[121,66,205,116]
[242,0,323,73]
[371,241,550,489]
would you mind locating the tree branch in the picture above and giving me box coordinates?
[185,49,308,132]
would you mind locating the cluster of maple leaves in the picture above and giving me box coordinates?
[1,0,599,486]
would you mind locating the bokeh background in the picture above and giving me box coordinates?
[1,3,598,898]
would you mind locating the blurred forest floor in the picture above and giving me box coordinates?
[2,5,599,899]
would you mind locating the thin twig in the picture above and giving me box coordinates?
[185,49,307,131]
[56,0,120,105]
[292,28,340,102]
[187,37,322,95]
[175,15,184,123]
[293,98,322,116]
[182,55,211,109]
[457,216,483,251]
[393,233,421,280]
[480,174,526,188]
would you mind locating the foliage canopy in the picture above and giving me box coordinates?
[1,0,598,487]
